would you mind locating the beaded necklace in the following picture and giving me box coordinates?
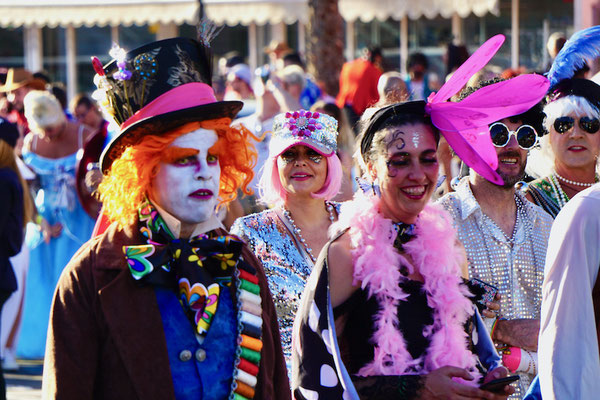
[479,194,541,319]
[548,174,569,209]
[282,201,336,263]
[554,171,599,187]
[480,196,523,246]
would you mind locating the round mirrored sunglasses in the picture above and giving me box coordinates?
[489,122,538,150]
[553,116,600,134]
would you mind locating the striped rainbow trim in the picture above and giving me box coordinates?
[230,258,263,400]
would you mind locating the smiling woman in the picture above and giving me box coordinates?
[366,121,440,224]
[291,101,515,400]
[277,145,328,197]
[231,109,343,374]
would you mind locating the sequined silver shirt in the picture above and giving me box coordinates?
[230,204,340,372]
[438,178,553,397]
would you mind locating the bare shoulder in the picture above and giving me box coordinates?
[328,231,358,308]
[22,131,34,152]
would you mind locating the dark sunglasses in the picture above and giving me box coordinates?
[553,116,600,134]
[489,122,538,150]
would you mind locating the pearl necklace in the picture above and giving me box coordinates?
[549,174,568,209]
[554,171,599,187]
[282,201,336,263]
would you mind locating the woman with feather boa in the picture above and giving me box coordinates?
[290,101,514,400]
[291,34,551,399]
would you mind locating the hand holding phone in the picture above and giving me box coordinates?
[467,278,499,314]
[480,375,520,393]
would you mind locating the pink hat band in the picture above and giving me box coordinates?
[120,82,217,131]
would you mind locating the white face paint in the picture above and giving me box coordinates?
[149,128,220,231]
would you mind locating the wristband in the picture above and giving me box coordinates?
[398,375,423,398]
[490,318,499,340]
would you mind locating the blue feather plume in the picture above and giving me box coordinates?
[548,25,600,88]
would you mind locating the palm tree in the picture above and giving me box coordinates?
[306,0,344,97]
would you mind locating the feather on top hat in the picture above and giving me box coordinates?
[546,25,600,110]
[94,35,242,173]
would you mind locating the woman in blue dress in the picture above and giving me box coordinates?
[17,91,95,359]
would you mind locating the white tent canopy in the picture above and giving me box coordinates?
[338,0,499,22]
[205,0,307,26]
[0,0,497,28]
[0,0,503,100]
[0,0,307,28]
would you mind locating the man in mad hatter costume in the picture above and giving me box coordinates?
[42,32,290,400]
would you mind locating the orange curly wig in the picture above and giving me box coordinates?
[98,118,257,229]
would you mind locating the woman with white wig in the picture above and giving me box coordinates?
[526,27,600,218]
[231,109,342,372]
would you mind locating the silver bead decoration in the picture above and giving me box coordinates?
[281,201,336,263]
[438,178,553,399]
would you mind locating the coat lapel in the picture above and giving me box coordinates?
[97,225,175,400]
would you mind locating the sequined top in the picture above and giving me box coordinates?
[230,204,340,372]
[438,178,553,397]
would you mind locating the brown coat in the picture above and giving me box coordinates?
[42,222,291,400]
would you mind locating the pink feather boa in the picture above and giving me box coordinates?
[332,191,480,384]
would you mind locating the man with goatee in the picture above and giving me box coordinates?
[438,79,553,399]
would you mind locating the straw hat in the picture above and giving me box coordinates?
[0,68,47,92]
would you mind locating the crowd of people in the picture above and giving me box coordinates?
[0,22,598,400]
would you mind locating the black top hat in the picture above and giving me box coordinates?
[546,26,600,112]
[547,78,600,111]
[95,37,243,172]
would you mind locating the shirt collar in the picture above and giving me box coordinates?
[515,189,540,226]
[454,177,541,241]
[151,201,224,239]
[454,177,482,220]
